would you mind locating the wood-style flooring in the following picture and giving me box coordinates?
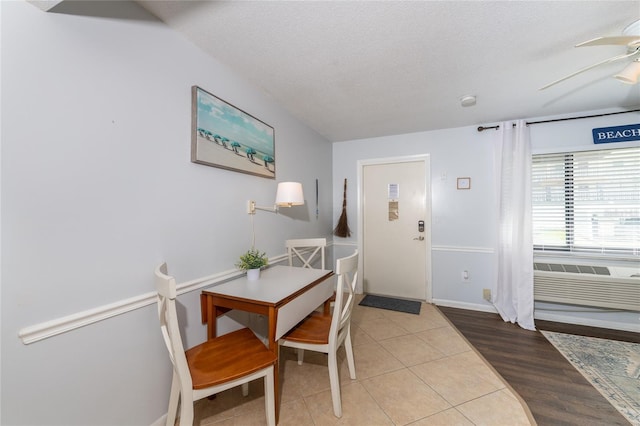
[438,306,639,426]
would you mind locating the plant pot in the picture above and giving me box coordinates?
[247,268,261,281]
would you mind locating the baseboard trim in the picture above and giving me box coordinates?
[150,413,166,426]
[432,299,498,313]
[534,311,640,333]
[433,299,639,333]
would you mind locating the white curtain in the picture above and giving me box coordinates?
[492,120,536,331]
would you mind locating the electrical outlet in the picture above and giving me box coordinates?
[483,288,491,301]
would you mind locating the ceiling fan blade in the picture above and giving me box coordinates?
[539,48,640,90]
[577,36,640,47]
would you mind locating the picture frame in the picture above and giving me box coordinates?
[457,177,471,190]
[191,85,275,179]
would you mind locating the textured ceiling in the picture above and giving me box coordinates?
[137,0,640,142]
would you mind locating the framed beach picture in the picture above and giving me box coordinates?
[191,85,276,178]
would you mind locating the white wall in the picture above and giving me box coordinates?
[1,1,332,424]
[333,125,499,311]
[333,110,640,327]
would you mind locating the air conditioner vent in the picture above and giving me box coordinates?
[534,263,610,276]
[534,264,639,311]
[563,264,579,273]
[592,266,611,275]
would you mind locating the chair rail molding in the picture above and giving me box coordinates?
[432,245,494,254]
[18,254,289,345]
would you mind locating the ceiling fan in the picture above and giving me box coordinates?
[540,19,640,90]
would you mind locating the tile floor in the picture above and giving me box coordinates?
[192,297,534,425]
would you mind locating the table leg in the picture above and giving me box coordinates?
[323,292,336,315]
[267,306,280,422]
[200,293,207,324]
[207,296,217,340]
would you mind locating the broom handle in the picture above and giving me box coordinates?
[342,179,347,208]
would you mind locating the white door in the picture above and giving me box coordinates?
[360,158,430,300]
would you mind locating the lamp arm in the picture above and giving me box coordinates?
[247,182,304,215]
[247,200,278,215]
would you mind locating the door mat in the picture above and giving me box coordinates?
[359,295,421,315]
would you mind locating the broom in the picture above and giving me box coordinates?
[334,178,351,237]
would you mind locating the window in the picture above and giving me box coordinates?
[532,146,640,256]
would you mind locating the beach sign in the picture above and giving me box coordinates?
[592,124,640,144]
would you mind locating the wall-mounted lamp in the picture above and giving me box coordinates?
[247,182,305,215]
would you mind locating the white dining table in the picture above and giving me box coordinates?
[200,265,334,421]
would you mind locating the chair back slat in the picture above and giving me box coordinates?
[286,238,327,269]
[329,250,358,347]
[154,263,193,391]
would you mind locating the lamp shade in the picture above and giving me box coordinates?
[614,59,640,84]
[275,182,304,207]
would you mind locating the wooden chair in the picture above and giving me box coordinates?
[286,238,327,269]
[155,263,277,426]
[278,250,358,418]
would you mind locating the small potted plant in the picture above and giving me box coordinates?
[236,248,268,280]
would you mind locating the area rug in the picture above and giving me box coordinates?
[541,330,640,425]
[358,294,421,315]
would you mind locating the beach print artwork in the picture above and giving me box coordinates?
[191,86,275,178]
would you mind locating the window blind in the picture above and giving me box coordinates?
[532,146,640,256]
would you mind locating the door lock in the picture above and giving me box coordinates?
[418,220,425,232]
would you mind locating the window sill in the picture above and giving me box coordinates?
[534,250,639,265]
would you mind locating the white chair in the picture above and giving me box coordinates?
[286,238,327,269]
[286,238,333,314]
[155,263,277,426]
[279,250,358,418]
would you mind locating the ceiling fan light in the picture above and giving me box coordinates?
[614,59,640,84]
[460,95,476,107]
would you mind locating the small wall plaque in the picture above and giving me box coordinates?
[457,177,471,190]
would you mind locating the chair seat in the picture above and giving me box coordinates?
[281,312,331,345]
[186,328,277,390]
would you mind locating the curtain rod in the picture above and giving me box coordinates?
[476,108,640,132]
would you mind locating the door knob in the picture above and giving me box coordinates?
[413,236,425,241]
